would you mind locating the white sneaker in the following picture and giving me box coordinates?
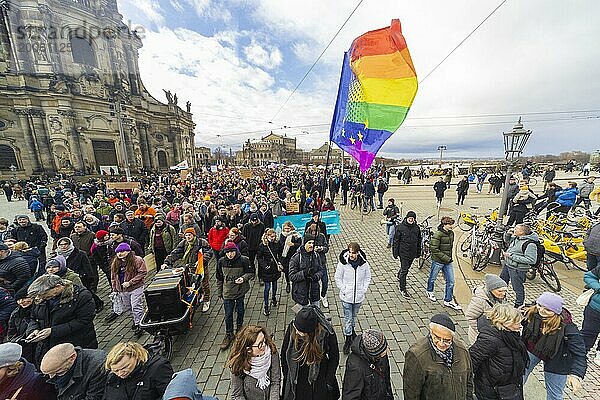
[426,291,437,301]
[202,301,210,313]
[321,296,329,308]
[444,300,462,311]
[594,353,600,366]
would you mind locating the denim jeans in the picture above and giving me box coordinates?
[364,196,375,211]
[377,192,384,208]
[341,301,362,336]
[524,351,568,400]
[386,222,395,245]
[587,252,599,271]
[320,264,328,298]
[499,263,527,307]
[582,305,600,351]
[223,297,245,335]
[426,261,455,302]
[263,280,278,306]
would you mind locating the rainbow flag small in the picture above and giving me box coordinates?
[330,19,418,172]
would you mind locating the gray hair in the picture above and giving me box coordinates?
[428,322,456,336]
[514,224,531,235]
[28,274,65,296]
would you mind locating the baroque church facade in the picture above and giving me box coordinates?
[0,0,196,178]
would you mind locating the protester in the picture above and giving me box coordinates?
[392,211,421,298]
[216,241,254,350]
[281,306,339,400]
[403,313,473,400]
[11,214,48,264]
[0,286,15,341]
[208,217,230,262]
[147,215,178,269]
[289,234,323,307]
[507,180,536,226]
[433,177,447,207]
[334,242,371,355]
[553,182,579,214]
[45,256,83,286]
[382,198,400,248]
[7,290,35,362]
[581,265,600,365]
[41,343,107,400]
[304,223,330,308]
[583,222,600,271]
[465,273,508,343]
[523,292,587,399]
[278,221,302,294]
[104,342,174,400]
[469,304,528,400]
[227,325,281,400]
[456,176,469,205]
[256,229,281,316]
[242,214,265,267]
[342,329,393,400]
[500,224,539,308]
[426,216,462,310]
[0,342,57,400]
[224,227,249,257]
[0,242,32,297]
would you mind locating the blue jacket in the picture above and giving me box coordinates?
[555,187,579,207]
[584,267,600,313]
[29,199,44,211]
[162,368,218,400]
[362,181,375,197]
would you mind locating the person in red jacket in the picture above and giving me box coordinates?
[208,218,229,262]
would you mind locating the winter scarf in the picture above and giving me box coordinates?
[523,312,566,361]
[500,329,529,382]
[56,239,75,258]
[428,334,453,368]
[281,230,301,258]
[245,350,272,390]
[0,359,40,399]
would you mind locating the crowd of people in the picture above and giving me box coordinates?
[0,162,598,400]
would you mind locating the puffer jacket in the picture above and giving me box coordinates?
[11,222,48,251]
[216,249,254,300]
[0,251,32,295]
[469,317,528,400]
[429,226,454,264]
[289,246,324,306]
[504,232,539,272]
[583,266,600,313]
[403,336,473,400]
[465,286,506,344]
[334,249,371,304]
[257,240,282,282]
[555,187,579,207]
[392,218,422,260]
[342,335,393,400]
[103,353,174,400]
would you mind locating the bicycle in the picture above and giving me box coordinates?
[458,217,497,271]
[418,215,434,270]
[525,256,561,292]
[349,189,361,210]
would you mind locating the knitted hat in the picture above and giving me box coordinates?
[406,211,416,219]
[0,343,22,368]
[109,226,124,234]
[536,292,564,315]
[294,307,318,334]
[14,287,31,301]
[184,227,196,236]
[250,213,259,221]
[430,313,456,332]
[361,329,388,357]
[312,211,320,217]
[484,274,508,292]
[95,230,109,240]
[0,243,7,251]
[303,233,316,245]
[224,241,237,252]
[115,242,131,253]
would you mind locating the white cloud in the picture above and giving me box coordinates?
[184,0,232,22]
[118,0,165,26]
[244,42,282,69]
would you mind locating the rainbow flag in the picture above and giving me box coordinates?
[330,19,418,172]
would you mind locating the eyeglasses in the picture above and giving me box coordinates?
[251,340,266,349]
[431,331,453,345]
[348,251,358,254]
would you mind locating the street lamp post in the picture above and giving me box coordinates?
[437,145,447,167]
[489,117,532,264]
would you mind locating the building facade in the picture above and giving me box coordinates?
[0,0,196,178]
[236,133,303,166]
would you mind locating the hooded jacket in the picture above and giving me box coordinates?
[58,240,94,284]
[334,249,371,304]
[342,336,393,400]
[504,232,539,271]
[163,368,218,400]
[104,353,174,400]
[242,221,265,251]
[464,286,505,343]
[51,254,83,286]
[289,245,324,306]
[392,217,422,260]
[555,187,579,207]
[216,249,254,300]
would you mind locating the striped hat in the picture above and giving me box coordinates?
[361,329,387,357]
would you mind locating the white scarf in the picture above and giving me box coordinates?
[245,350,272,390]
[281,231,301,258]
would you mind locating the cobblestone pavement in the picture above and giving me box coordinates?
[1,172,597,399]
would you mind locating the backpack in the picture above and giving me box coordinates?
[521,239,545,267]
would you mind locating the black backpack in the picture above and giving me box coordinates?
[521,239,545,268]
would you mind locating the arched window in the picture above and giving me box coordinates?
[0,145,18,170]
[157,151,168,168]
[70,35,96,66]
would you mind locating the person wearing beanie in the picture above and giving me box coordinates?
[304,223,330,308]
[256,229,282,316]
[392,210,421,298]
[163,228,213,313]
[216,237,254,350]
[208,218,230,263]
[120,209,149,250]
[403,313,473,400]
[45,256,83,286]
[0,343,57,400]
[147,214,178,270]
[91,228,113,290]
[109,240,147,336]
[334,242,371,355]
[288,230,324,308]
[242,213,265,269]
[465,273,508,343]
[342,329,392,400]
[281,306,339,400]
[522,292,587,397]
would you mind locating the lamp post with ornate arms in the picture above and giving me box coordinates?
[437,145,447,168]
[489,118,532,264]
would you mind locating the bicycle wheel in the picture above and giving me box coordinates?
[460,236,471,253]
[540,261,561,292]
[350,197,357,210]
[528,177,538,186]
[458,219,474,232]
[565,259,586,272]
[419,244,431,270]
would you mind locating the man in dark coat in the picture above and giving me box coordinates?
[108,226,144,259]
[362,179,376,212]
[342,329,393,400]
[41,343,107,400]
[242,214,265,266]
[392,211,421,298]
[289,236,324,307]
[121,210,149,250]
[0,242,32,296]
[455,176,469,205]
[304,211,327,238]
[12,214,48,265]
[25,275,98,364]
[433,178,447,206]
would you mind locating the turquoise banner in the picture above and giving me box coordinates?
[274,211,341,236]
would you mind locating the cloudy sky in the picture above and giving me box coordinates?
[116,0,600,159]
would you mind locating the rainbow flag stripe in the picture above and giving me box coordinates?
[330,19,418,172]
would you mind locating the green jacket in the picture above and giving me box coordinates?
[147,224,178,255]
[216,250,255,300]
[403,336,473,400]
[430,227,454,264]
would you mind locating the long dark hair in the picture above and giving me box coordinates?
[292,324,324,366]
[111,251,136,275]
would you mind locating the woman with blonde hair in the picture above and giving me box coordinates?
[469,304,528,400]
[103,341,173,400]
[522,292,587,400]
[257,229,281,316]
[227,325,281,400]
[278,221,302,294]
